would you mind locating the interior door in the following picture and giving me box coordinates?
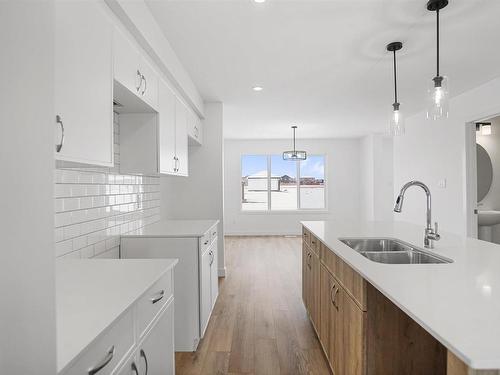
[199,247,212,337]
[137,301,175,375]
[175,97,189,176]
[158,81,176,174]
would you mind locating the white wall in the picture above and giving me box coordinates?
[224,138,361,235]
[161,102,225,274]
[0,2,56,373]
[360,134,394,221]
[393,77,500,235]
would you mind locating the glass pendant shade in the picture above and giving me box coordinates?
[426,75,449,120]
[282,150,307,160]
[283,125,307,160]
[389,103,405,136]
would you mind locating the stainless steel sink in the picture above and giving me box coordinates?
[339,237,452,264]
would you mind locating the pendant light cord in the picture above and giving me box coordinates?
[293,127,296,152]
[393,49,398,103]
[436,8,440,77]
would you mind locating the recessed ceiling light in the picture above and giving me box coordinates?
[254,0,266,3]
[252,86,263,92]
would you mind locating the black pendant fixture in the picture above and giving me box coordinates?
[283,126,307,160]
[387,41,404,136]
[426,0,449,120]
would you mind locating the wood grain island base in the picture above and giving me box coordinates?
[302,225,500,375]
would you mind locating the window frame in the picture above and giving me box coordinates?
[240,153,328,213]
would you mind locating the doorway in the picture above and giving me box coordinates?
[466,114,500,242]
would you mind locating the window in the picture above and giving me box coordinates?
[241,154,326,211]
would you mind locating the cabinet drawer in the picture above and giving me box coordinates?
[200,232,211,253]
[309,234,320,255]
[137,270,173,339]
[210,226,218,244]
[65,310,134,375]
[321,244,366,310]
[302,227,311,247]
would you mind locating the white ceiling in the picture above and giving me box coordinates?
[146,0,500,139]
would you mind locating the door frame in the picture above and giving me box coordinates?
[464,111,500,238]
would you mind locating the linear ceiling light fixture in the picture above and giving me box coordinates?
[283,126,307,160]
[387,41,404,136]
[426,0,449,120]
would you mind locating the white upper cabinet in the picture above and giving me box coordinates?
[187,109,203,146]
[55,1,113,166]
[113,28,158,110]
[175,97,189,176]
[158,82,176,175]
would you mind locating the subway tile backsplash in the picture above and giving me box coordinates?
[54,113,160,259]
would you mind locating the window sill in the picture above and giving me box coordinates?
[239,209,329,215]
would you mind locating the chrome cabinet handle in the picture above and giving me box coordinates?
[194,125,199,138]
[330,283,336,305]
[209,250,213,265]
[141,74,147,96]
[204,239,209,245]
[213,231,217,236]
[87,345,114,375]
[150,290,165,304]
[131,362,139,375]
[331,286,339,309]
[136,69,142,92]
[56,115,64,153]
[140,349,149,375]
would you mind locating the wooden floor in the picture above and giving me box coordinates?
[175,236,331,375]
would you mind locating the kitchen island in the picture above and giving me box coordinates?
[301,220,500,374]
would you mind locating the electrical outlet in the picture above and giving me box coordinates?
[438,178,447,188]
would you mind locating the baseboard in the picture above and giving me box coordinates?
[224,232,301,237]
[218,267,226,277]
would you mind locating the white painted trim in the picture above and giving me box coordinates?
[217,267,226,277]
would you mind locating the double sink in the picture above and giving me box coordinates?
[339,238,452,264]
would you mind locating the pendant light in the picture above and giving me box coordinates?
[283,126,307,160]
[387,41,404,136]
[426,0,449,120]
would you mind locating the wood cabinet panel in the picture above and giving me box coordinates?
[366,283,446,375]
[310,251,320,331]
[320,242,366,311]
[341,287,366,375]
[302,227,311,248]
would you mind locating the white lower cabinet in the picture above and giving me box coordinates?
[62,268,175,375]
[114,300,174,375]
[121,223,219,352]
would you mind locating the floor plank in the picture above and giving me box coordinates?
[176,236,331,375]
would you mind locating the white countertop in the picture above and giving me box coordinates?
[56,258,178,373]
[122,219,219,238]
[301,220,500,370]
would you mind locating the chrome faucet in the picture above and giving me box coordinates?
[394,181,440,249]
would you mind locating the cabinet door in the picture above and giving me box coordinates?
[210,240,219,309]
[138,57,159,110]
[200,247,212,337]
[175,97,189,176]
[302,242,309,310]
[113,28,142,96]
[329,274,344,375]
[158,81,176,174]
[310,252,320,331]
[341,289,365,375]
[319,266,332,360]
[137,301,175,375]
[55,1,113,166]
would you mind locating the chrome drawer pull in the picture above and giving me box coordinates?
[141,74,147,96]
[150,290,165,304]
[140,349,149,375]
[204,240,209,245]
[55,115,64,153]
[87,345,114,375]
[136,69,142,92]
[131,362,139,375]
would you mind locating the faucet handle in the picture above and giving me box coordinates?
[434,222,439,234]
